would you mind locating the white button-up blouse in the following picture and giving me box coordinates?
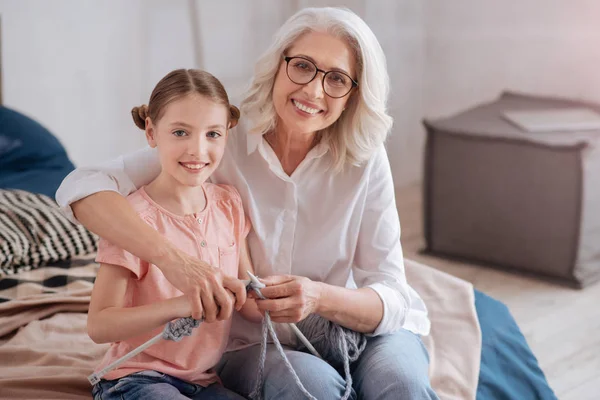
[56,126,430,349]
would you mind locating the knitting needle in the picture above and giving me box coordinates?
[88,317,202,385]
[88,330,164,385]
[246,271,322,359]
[88,277,320,385]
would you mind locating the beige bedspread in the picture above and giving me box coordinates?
[405,259,482,400]
[0,258,481,400]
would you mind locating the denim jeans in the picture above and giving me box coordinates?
[92,370,246,400]
[217,328,439,399]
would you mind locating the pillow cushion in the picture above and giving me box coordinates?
[0,189,97,275]
[423,92,600,287]
[0,106,75,198]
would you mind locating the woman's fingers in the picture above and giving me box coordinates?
[256,298,279,312]
[200,288,218,323]
[255,275,321,323]
[163,253,251,323]
[223,275,247,310]
[256,297,307,322]
[188,288,204,320]
[256,297,296,313]
[259,280,299,299]
[260,275,294,286]
[160,253,229,322]
[268,308,305,323]
[213,285,234,321]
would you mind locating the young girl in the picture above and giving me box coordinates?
[87,69,260,400]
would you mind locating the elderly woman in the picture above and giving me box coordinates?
[57,7,437,400]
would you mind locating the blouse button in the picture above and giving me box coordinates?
[200,240,207,247]
[197,217,203,223]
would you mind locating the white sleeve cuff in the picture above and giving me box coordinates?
[366,282,408,336]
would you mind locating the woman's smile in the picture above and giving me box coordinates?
[291,98,323,116]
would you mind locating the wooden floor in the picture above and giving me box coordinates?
[396,184,600,400]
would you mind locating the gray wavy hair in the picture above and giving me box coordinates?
[241,7,393,172]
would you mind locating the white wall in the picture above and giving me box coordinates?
[1,0,148,166]
[0,0,294,166]
[365,1,425,187]
[424,1,600,115]
[1,0,600,188]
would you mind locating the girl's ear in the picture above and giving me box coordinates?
[145,118,157,148]
[228,105,240,129]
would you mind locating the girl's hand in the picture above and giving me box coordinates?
[169,295,193,319]
[255,275,323,323]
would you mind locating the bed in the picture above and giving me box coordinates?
[0,107,558,399]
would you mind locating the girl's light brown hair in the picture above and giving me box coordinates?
[131,69,240,130]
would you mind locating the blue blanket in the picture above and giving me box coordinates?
[475,290,558,400]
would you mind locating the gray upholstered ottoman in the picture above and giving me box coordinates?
[423,92,600,287]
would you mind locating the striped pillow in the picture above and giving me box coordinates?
[0,189,98,275]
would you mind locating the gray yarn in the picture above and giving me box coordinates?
[248,286,367,400]
[297,314,367,371]
[162,317,202,342]
[250,312,318,400]
[297,313,367,399]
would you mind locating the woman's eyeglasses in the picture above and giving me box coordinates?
[284,56,358,98]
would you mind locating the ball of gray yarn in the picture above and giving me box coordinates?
[296,313,367,370]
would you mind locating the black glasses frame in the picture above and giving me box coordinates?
[283,56,358,98]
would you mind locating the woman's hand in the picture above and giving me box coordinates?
[168,282,244,323]
[255,275,323,323]
[157,249,247,323]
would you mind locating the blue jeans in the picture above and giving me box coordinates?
[217,328,439,399]
[92,370,246,400]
